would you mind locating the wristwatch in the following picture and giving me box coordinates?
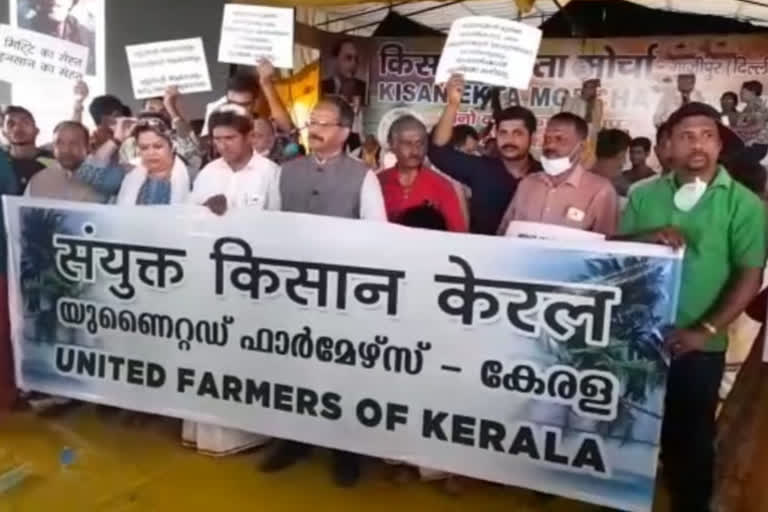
[700,321,718,336]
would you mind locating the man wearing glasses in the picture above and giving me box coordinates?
[321,39,367,103]
[261,96,386,486]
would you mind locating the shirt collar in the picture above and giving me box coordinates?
[663,165,732,190]
[314,152,344,166]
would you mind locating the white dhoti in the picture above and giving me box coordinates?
[182,421,270,456]
[383,459,450,480]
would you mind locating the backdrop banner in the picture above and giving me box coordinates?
[317,34,768,147]
[4,197,682,512]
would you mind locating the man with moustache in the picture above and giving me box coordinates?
[429,74,541,235]
[497,112,618,237]
[620,102,766,512]
[260,96,386,487]
[26,121,106,202]
[378,115,466,232]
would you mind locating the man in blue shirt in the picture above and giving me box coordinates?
[429,74,541,235]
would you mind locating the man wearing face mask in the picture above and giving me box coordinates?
[497,112,618,236]
[620,102,766,512]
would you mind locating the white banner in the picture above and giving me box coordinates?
[4,198,683,512]
[218,4,294,69]
[0,24,88,83]
[435,16,542,89]
[125,37,212,100]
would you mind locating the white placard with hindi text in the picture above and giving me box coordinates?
[126,38,212,100]
[0,24,88,83]
[218,4,294,69]
[435,16,542,89]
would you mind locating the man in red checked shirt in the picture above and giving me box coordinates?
[378,115,467,232]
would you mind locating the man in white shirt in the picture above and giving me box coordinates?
[653,74,706,128]
[187,104,280,454]
[191,105,281,214]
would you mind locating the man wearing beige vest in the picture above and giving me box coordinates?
[26,121,107,202]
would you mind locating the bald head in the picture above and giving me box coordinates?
[252,118,275,155]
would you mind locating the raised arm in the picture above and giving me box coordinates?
[163,86,203,172]
[257,59,294,134]
[432,74,464,147]
[71,80,89,123]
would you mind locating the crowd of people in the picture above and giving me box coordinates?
[0,59,765,512]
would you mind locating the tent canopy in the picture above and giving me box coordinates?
[243,0,768,36]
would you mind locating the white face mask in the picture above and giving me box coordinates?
[674,176,707,212]
[541,145,580,176]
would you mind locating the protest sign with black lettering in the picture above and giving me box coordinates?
[218,4,293,68]
[125,37,211,100]
[4,198,682,512]
[0,24,88,82]
[434,16,542,89]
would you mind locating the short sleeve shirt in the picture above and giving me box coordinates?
[620,167,767,351]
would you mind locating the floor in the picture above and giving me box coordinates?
[0,406,671,512]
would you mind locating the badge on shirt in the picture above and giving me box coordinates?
[566,207,585,223]
[245,194,262,207]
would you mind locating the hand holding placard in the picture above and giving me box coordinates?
[217,4,294,69]
[125,38,211,100]
[435,16,542,89]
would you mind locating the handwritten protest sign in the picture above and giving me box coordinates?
[435,16,542,89]
[218,4,293,69]
[0,24,88,83]
[126,37,211,100]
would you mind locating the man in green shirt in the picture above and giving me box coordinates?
[620,102,766,512]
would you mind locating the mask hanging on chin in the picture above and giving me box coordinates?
[541,145,581,176]
[673,177,707,212]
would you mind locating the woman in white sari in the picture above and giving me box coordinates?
[83,114,191,205]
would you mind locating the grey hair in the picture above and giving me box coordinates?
[387,114,427,145]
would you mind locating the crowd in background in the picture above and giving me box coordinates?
[0,57,766,512]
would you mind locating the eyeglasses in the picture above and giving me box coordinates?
[305,120,344,129]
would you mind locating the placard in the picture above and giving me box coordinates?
[125,37,212,100]
[435,16,542,89]
[0,24,88,83]
[218,4,294,69]
[4,197,683,512]
[504,221,606,241]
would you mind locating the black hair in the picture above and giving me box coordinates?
[331,38,357,58]
[208,110,253,135]
[548,112,589,140]
[666,102,721,132]
[630,136,652,154]
[656,121,671,145]
[450,124,479,148]
[388,115,426,145]
[2,105,35,123]
[742,80,764,97]
[226,72,260,95]
[397,204,447,231]
[721,91,738,104]
[596,129,631,159]
[53,121,89,144]
[318,96,355,128]
[493,106,537,135]
[88,95,125,125]
[724,153,767,196]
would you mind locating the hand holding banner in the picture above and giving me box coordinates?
[125,38,211,100]
[218,4,294,69]
[435,16,542,89]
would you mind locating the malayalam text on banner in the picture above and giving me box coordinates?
[4,198,682,512]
